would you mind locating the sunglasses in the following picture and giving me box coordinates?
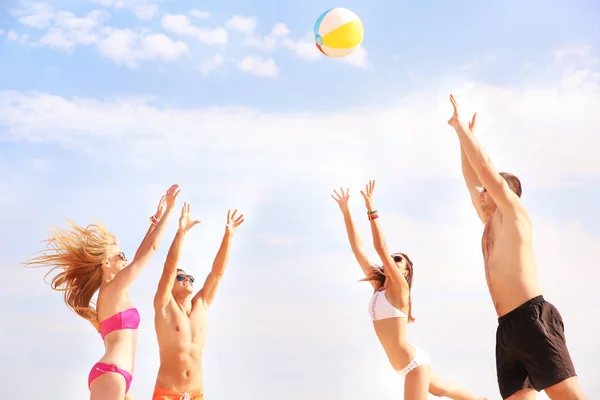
[176,274,195,283]
[118,251,127,261]
[391,254,403,263]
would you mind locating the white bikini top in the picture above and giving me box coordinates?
[369,289,408,321]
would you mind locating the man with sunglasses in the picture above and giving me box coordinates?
[448,95,586,400]
[151,202,245,400]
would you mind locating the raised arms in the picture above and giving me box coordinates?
[331,187,378,289]
[459,113,491,224]
[133,194,167,261]
[360,180,408,285]
[154,202,201,309]
[193,209,244,310]
[448,95,522,214]
[110,184,180,293]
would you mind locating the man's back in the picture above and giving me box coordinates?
[154,300,207,392]
[482,206,542,316]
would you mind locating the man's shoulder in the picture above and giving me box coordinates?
[154,298,176,315]
[497,206,532,233]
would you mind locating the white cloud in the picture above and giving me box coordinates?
[242,23,290,51]
[12,5,187,66]
[92,0,159,20]
[0,51,598,184]
[37,10,109,51]
[189,9,210,19]
[270,23,290,38]
[4,29,31,45]
[225,15,257,35]
[92,0,120,5]
[7,30,20,41]
[237,55,279,78]
[553,44,593,61]
[340,45,370,70]
[133,3,158,20]
[197,53,225,76]
[282,35,320,62]
[243,35,276,51]
[97,28,188,68]
[16,2,55,28]
[161,14,228,45]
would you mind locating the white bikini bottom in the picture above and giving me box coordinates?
[395,345,431,378]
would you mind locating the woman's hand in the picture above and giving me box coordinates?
[360,180,376,212]
[165,184,181,210]
[154,194,167,220]
[331,187,351,212]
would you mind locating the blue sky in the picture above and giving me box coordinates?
[1,0,599,399]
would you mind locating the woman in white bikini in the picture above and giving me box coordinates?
[332,180,487,400]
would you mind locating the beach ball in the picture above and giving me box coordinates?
[314,8,364,58]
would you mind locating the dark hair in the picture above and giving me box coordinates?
[500,172,522,197]
[359,252,415,322]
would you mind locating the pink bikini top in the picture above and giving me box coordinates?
[99,308,141,339]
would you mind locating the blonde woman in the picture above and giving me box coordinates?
[332,181,486,400]
[25,184,181,400]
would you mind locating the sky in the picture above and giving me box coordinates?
[0,0,599,399]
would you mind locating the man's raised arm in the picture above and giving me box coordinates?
[448,95,521,213]
[459,113,490,224]
[154,202,201,309]
[193,209,244,310]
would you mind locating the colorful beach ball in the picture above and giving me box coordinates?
[314,8,364,58]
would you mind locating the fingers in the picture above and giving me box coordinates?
[332,187,350,200]
[191,219,201,227]
[450,94,458,109]
[225,210,244,227]
[181,202,186,215]
[469,112,478,130]
[186,202,191,214]
[166,184,180,197]
[450,94,461,117]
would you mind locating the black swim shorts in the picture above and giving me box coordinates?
[495,295,577,399]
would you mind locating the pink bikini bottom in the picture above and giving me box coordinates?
[88,362,133,393]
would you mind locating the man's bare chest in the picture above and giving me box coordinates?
[482,223,495,260]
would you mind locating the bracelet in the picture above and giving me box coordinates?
[150,215,159,226]
[368,210,378,215]
[368,213,379,221]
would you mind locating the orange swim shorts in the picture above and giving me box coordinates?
[152,386,204,400]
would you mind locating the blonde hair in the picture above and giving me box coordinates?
[25,219,119,332]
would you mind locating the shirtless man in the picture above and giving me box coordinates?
[448,95,587,400]
[152,202,245,400]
